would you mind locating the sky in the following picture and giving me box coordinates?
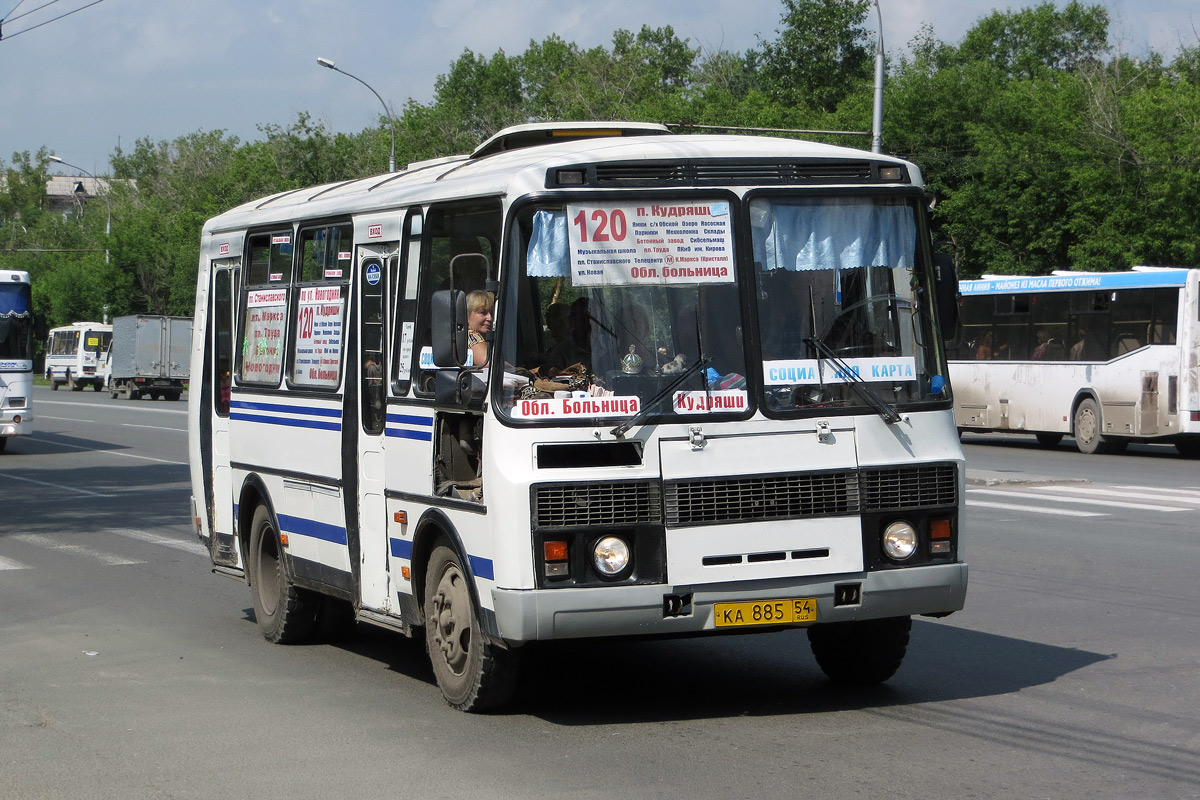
[1,0,1198,176]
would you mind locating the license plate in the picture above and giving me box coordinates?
[713,597,818,628]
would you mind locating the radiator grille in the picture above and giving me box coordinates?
[860,463,958,510]
[665,470,858,527]
[532,463,957,529]
[533,481,662,529]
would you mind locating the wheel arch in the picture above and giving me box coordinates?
[1069,389,1100,434]
[237,473,277,571]
[410,508,497,640]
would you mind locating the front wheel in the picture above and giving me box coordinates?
[807,616,911,685]
[424,542,520,711]
[1175,439,1200,458]
[0,437,7,453]
[249,504,316,643]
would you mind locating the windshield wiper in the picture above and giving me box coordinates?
[803,335,902,424]
[610,357,710,437]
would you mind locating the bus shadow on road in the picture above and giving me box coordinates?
[506,620,1109,724]
[312,617,1110,723]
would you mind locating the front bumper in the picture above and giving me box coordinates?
[491,562,967,643]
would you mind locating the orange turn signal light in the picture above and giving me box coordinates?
[279,533,289,547]
[930,519,951,540]
[544,541,569,562]
[394,511,407,525]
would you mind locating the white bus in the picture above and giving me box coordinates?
[950,267,1200,455]
[1,270,33,452]
[45,321,112,391]
[188,121,967,711]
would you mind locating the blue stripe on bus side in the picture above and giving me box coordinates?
[385,427,433,441]
[230,400,342,417]
[230,412,341,431]
[278,514,347,545]
[388,537,493,581]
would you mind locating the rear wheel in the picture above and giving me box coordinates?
[249,504,316,643]
[165,390,181,402]
[67,370,82,391]
[109,378,118,399]
[424,541,520,711]
[1073,397,1109,454]
[807,616,911,685]
[1035,432,1063,448]
[49,371,58,390]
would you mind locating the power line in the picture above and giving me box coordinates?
[0,0,104,41]
[4,0,67,24]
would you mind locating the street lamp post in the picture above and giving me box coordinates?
[317,57,397,173]
[49,155,111,264]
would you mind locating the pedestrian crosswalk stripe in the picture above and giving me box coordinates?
[109,528,208,556]
[967,499,1105,517]
[9,534,145,566]
[1026,484,1200,506]
[1013,486,1189,512]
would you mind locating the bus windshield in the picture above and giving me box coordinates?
[0,283,33,363]
[500,199,749,422]
[750,195,946,414]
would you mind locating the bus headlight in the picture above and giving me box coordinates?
[882,521,918,561]
[592,536,631,577]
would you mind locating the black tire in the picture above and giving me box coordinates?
[109,379,118,399]
[165,390,181,402]
[807,616,911,685]
[1035,432,1063,448]
[67,370,82,391]
[49,371,58,390]
[1073,397,1106,454]
[248,504,316,644]
[128,386,141,401]
[0,437,7,453]
[424,542,520,712]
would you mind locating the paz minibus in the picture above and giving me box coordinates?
[189,122,967,710]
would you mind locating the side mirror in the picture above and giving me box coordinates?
[432,289,468,367]
[933,252,959,339]
[434,368,487,407]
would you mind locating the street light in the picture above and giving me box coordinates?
[317,57,397,173]
[49,154,111,263]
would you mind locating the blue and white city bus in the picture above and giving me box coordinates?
[0,270,33,452]
[188,122,967,710]
[951,267,1200,455]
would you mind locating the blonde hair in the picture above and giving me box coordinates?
[466,290,494,315]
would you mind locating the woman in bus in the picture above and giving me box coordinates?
[466,290,494,368]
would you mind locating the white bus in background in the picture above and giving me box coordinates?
[45,321,111,391]
[0,270,33,452]
[950,267,1200,455]
[189,121,967,711]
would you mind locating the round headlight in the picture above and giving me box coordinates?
[592,536,631,577]
[882,521,918,561]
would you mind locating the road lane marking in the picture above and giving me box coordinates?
[109,528,208,556]
[966,499,1105,517]
[1111,485,1200,496]
[37,415,185,433]
[27,435,186,465]
[10,534,145,565]
[1026,484,1200,505]
[36,400,186,416]
[0,471,114,497]
[0,555,31,570]
[969,487,1187,512]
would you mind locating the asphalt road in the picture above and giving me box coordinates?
[1,389,1197,800]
